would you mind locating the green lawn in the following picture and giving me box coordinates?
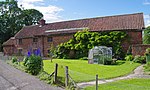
[84,78,150,90]
[43,59,140,82]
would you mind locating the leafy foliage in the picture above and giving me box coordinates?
[125,55,133,61]
[12,56,18,64]
[143,26,150,44]
[133,55,146,63]
[145,48,150,56]
[144,62,150,73]
[38,71,52,84]
[23,56,28,66]
[21,9,43,26]
[23,55,43,75]
[55,30,127,59]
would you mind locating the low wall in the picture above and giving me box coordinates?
[132,44,150,56]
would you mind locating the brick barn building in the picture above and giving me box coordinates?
[3,13,145,56]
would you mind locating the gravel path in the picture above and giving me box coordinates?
[0,53,63,90]
[77,65,150,88]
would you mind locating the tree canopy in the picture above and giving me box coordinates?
[0,0,43,51]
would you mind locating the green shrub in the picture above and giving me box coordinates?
[24,55,43,75]
[38,71,52,84]
[125,55,133,61]
[23,56,28,66]
[133,55,146,63]
[145,48,150,56]
[80,57,88,60]
[144,62,150,73]
[12,56,18,64]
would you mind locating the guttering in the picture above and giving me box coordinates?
[45,27,89,33]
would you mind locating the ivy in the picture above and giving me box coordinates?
[143,26,150,44]
[55,29,127,59]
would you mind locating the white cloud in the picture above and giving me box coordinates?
[19,0,44,3]
[144,15,150,27]
[143,0,150,5]
[18,0,64,23]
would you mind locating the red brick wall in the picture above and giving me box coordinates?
[4,34,73,56]
[122,31,142,52]
[132,44,150,56]
[3,46,15,55]
[13,37,44,56]
[44,34,73,56]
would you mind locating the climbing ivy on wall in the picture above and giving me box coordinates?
[54,29,127,59]
[143,26,150,44]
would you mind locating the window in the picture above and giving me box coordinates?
[47,50,50,53]
[33,38,38,42]
[18,39,22,45]
[47,37,53,42]
[18,48,23,55]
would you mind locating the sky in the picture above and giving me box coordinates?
[1,0,150,26]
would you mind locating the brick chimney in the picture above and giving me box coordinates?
[39,19,46,26]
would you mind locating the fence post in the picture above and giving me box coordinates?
[54,63,58,83]
[65,66,69,88]
[96,74,98,90]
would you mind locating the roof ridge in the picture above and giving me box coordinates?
[2,37,14,46]
[46,12,143,24]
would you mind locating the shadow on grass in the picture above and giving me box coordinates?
[111,61,125,66]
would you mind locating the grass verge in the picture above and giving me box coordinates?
[43,59,140,82]
[84,78,150,90]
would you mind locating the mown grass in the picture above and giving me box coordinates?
[43,59,140,82]
[84,78,150,90]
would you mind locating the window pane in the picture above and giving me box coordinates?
[19,39,22,44]
[33,38,38,42]
[47,37,53,42]
[18,49,22,55]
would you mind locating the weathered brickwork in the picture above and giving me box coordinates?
[7,34,74,56]
[132,44,150,56]
[43,34,73,56]
[122,31,142,52]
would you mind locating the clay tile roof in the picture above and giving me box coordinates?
[15,13,145,38]
[3,37,15,46]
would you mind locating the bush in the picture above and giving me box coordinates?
[125,55,133,61]
[23,56,28,66]
[38,71,52,84]
[24,55,43,75]
[144,62,150,73]
[12,56,18,64]
[145,48,150,56]
[133,55,146,63]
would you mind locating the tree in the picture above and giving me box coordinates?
[0,0,43,51]
[21,9,43,26]
[143,26,150,44]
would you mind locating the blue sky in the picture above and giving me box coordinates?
[1,0,150,26]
